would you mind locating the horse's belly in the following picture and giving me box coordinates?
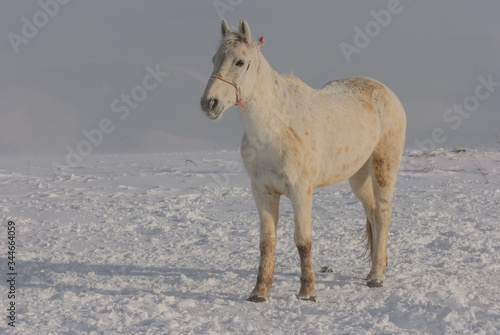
[314,144,375,188]
[313,110,380,188]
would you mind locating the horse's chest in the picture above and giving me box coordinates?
[241,146,292,193]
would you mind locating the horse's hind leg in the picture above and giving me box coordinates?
[366,140,404,287]
[247,182,280,303]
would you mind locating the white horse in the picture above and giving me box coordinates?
[201,19,406,302]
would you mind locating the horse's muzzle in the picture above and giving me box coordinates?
[200,97,223,120]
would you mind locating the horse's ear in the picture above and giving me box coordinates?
[238,19,252,43]
[221,19,231,37]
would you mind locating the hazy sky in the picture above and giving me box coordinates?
[1,0,499,155]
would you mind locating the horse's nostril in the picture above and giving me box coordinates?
[210,98,219,110]
[201,98,216,112]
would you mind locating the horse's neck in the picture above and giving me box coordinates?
[241,58,302,146]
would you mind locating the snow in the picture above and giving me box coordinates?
[0,149,499,334]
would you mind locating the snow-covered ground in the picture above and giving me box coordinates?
[0,148,499,334]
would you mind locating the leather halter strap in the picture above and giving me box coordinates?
[210,75,245,109]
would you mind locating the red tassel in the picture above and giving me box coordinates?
[258,36,265,47]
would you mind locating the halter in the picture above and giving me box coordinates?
[210,75,245,108]
[210,36,265,110]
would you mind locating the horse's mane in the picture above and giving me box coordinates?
[219,31,251,47]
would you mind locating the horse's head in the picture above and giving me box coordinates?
[201,19,262,120]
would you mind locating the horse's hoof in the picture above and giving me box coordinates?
[247,295,267,303]
[367,279,384,288]
[297,295,316,302]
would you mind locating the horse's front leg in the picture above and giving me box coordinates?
[247,182,280,303]
[291,185,317,301]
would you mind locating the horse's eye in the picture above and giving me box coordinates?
[235,60,245,67]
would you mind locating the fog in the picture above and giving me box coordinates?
[1,0,499,155]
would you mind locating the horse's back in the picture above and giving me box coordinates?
[321,76,387,96]
[322,76,405,129]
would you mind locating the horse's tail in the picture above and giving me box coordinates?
[361,219,373,261]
